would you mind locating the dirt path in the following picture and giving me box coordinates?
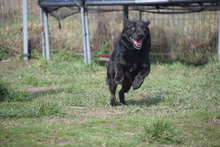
[66,106,126,120]
[27,86,68,93]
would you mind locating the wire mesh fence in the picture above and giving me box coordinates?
[0,0,219,64]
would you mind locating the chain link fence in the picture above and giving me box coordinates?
[0,0,219,64]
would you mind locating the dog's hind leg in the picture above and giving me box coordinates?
[119,84,131,105]
[107,62,118,106]
[114,64,124,84]
[109,83,117,106]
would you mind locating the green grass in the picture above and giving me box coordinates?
[0,53,219,146]
[142,117,183,144]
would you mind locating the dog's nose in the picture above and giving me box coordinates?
[137,34,144,39]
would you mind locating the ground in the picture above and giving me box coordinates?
[0,56,219,146]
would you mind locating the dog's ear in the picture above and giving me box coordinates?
[124,17,134,29]
[146,20,150,26]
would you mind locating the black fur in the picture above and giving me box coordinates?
[106,18,151,106]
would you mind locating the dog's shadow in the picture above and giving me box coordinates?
[126,94,162,107]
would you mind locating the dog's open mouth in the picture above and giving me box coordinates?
[130,37,143,50]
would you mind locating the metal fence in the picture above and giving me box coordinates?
[0,0,219,63]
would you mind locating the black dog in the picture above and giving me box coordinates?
[106,18,151,106]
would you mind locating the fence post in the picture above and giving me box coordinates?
[123,5,129,25]
[40,8,46,58]
[43,12,50,61]
[23,0,28,61]
[81,6,88,64]
[81,5,91,65]
[139,11,142,21]
[218,7,220,61]
[84,8,91,65]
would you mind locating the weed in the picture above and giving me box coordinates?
[34,99,63,117]
[22,73,39,86]
[0,46,10,60]
[30,50,40,59]
[53,50,81,62]
[142,118,184,144]
[0,82,9,101]
[0,99,63,118]
[0,81,31,102]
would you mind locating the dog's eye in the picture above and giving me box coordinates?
[143,28,146,31]
[131,27,135,31]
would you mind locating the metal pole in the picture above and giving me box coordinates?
[43,12,50,61]
[81,7,88,64]
[23,0,28,61]
[84,8,91,65]
[123,5,129,25]
[218,7,220,61]
[40,8,46,58]
[139,11,142,21]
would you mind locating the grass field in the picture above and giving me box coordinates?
[0,53,220,146]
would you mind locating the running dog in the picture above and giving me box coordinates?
[106,18,151,106]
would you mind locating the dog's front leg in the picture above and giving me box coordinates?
[114,64,124,84]
[132,67,150,90]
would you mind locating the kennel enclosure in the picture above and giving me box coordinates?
[29,0,220,64]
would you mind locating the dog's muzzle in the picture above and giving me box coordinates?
[130,37,143,50]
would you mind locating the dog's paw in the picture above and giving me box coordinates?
[132,80,142,90]
[120,100,127,105]
[114,76,124,84]
[110,97,116,106]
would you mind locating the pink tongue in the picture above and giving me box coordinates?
[134,40,142,46]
